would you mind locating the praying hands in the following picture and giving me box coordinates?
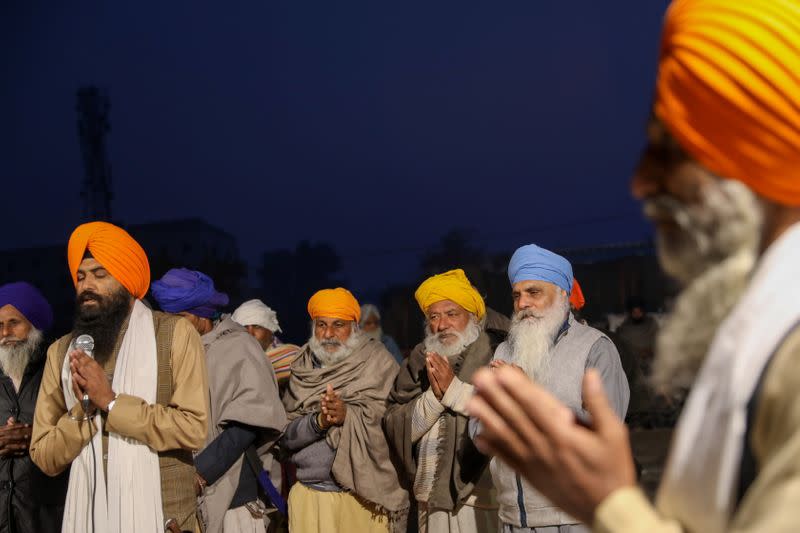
[467,366,636,524]
[320,383,347,428]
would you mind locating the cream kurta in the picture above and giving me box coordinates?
[30,317,209,475]
[594,325,800,533]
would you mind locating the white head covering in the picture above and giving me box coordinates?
[359,303,381,326]
[231,299,282,333]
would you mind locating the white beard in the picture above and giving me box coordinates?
[0,328,42,385]
[309,328,363,367]
[647,177,762,396]
[507,293,570,382]
[364,327,383,342]
[423,317,482,358]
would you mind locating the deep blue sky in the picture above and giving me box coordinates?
[2,2,669,297]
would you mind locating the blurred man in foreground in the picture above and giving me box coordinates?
[468,1,800,531]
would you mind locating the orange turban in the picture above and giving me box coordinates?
[569,279,585,310]
[414,269,486,319]
[68,221,151,299]
[307,288,361,322]
[655,0,800,205]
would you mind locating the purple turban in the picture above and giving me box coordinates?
[150,268,229,319]
[0,282,54,331]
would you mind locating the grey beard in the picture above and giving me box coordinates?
[309,331,362,367]
[423,318,482,358]
[364,327,383,342]
[651,248,755,397]
[648,178,762,396]
[507,294,569,382]
[646,177,762,286]
[0,328,43,384]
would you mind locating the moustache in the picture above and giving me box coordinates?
[515,310,544,321]
[0,337,23,346]
[321,339,342,347]
[77,291,104,305]
[643,196,686,223]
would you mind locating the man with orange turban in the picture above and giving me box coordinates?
[385,269,505,533]
[468,1,800,532]
[281,288,408,532]
[30,221,209,533]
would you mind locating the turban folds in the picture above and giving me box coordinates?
[570,279,585,310]
[414,269,486,319]
[150,268,229,318]
[307,288,360,322]
[232,299,282,333]
[68,222,150,299]
[656,0,800,205]
[0,282,54,331]
[508,244,573,293]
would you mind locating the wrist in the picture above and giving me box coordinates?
[100,391,117,412]
[315,411,329,431]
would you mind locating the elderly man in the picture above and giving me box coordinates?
[384,269,504,533]
[475,244,629,532]
[0,282,68,532]
[468,1,800,532]
[360,303,404,364]
[231,299,300,385]
[281,288,408,532]
[152,269,287,533]
[30,221,209,532]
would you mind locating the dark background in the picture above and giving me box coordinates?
[2,2,672,344]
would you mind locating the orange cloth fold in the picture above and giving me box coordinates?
[570,279,585,310]
[655,0,800,205]
[67,221,151,299]
[307,288,361,322]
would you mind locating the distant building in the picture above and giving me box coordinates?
[129,218,240,271]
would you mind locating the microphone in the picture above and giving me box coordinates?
[74,334,95,412]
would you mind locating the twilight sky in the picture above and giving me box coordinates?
[2,1,670,297]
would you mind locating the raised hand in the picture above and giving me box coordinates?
[467,367,636,524]
[69,349,115,411]
[426,352,454,400]
[320,383,347,428]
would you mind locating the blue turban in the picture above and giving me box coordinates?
[150,268,229,318]
[0,282,54,331]
[508,244,573,293]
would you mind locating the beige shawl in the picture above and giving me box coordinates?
[283,337,409,514]
[198,317,287,533]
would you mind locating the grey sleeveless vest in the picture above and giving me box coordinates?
[491,314,606,528]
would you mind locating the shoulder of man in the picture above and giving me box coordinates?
[152,310,183,334]
[485,327,508,350]
[569,319,611,346]
[46,333,75,369]
[361,337,399,367]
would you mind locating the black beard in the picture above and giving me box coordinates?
[72,288,132,365]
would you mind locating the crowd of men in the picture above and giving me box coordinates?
[1,0,799,532]
[2,219,630,533]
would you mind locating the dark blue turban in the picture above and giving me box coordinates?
[0,282,54,331]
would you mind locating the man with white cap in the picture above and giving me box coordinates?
[231,299,301,386]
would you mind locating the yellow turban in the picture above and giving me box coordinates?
[655,0,800,205]
[307,288,361,322]
[414,269,486,319]
[68,221,151,299]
